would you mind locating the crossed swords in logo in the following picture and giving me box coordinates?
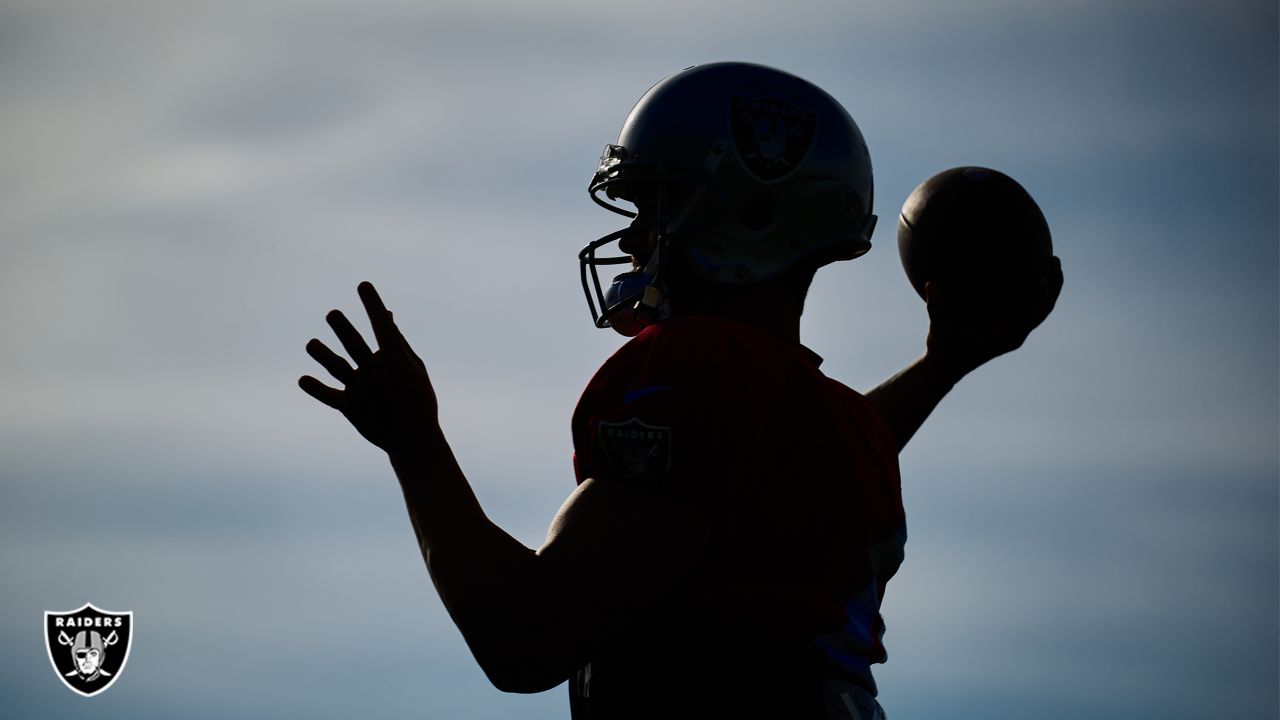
[56,629,119,677]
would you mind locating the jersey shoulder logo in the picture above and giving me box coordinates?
[45,602,133,697]
[732,96,817,181]
[598,417,672,483]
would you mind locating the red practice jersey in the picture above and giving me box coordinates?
[568,315,905,718]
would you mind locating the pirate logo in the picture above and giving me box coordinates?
[45,603,133,697]
[599,417,672,483]
[732,96,816,181]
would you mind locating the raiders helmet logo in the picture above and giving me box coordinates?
[45,603,133,697]
[732,96,816,181]
[599,418,673,483]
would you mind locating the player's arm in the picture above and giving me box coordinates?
[388,444,706,693]
[299,282,707,693]
[865,257,1063,451]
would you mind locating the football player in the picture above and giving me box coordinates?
[300,62,1062,719]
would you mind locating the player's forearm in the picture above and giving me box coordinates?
[864,352,967,452]
[387,432,573,693]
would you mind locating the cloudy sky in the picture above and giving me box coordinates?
[1,0,1275,718]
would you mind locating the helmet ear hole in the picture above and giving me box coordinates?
[736,191,775,232]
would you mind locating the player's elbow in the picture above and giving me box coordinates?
[478,654,572,694]
[457,571,583,693]
[489,670,567,695]
[467,625,576,694]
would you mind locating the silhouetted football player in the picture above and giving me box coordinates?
[300,63,1062,719]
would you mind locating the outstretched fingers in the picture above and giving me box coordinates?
[306,338,356,384]
[298,375,344,410]
[326,309,373,365]
[357,281,400,351]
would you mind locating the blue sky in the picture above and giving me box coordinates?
[1,1,1275,718]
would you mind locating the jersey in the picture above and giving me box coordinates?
[568,315,906,719]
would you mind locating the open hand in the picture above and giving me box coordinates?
[924,255,1064,380]
[299,281,439,455]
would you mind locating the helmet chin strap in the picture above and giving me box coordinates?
[597,240,669,336]
[630,243,668,328]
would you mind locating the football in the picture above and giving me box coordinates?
[896,166,1053,300]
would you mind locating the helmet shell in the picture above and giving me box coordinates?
[592,62,877,283]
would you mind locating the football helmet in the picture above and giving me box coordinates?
[579,62,878,335]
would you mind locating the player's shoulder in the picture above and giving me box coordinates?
[820,374,899,460]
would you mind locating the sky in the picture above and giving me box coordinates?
[1,0,1276,718]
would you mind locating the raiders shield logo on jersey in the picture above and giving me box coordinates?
[732,96,816,181]
[45,603,133,697]
[599,418,672,483]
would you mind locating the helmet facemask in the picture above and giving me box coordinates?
[579,143,727,336]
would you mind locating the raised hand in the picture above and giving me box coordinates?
[299,281,440,455]
[924,255,1064,380]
